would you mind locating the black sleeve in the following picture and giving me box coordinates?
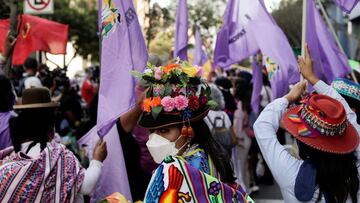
[116,121,148,201]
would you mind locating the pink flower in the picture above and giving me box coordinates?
[174,95,189,111]
[154,67,163,80]
[161,96,175,112]
[195,66,204,77]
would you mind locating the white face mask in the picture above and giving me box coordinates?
[146,133,185,164]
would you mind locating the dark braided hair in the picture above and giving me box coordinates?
[191,120,236,183]
[298,141,359,203]
[10,108,55,153]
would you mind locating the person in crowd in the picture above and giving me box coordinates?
[232,78,253,191]
[260,69,272,111]
[204,84,236,157]
[81,68,96,107]
[18,57,43,95]
[136,61,252,202]
[215,76,237,121]
[0,75,16,150]
[1,87,107,203]
[254,47,360,202]
[331,78,360,124]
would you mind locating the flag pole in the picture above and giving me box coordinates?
[301,0,307,81]
[317,0,358,83]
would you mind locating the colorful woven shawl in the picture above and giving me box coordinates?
[0,141,85,203]
[144,156,254,203]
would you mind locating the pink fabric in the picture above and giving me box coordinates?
[0,141,84,203]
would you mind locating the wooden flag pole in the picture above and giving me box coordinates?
[301,0,307,81]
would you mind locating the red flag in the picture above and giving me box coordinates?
[0,15,68,65]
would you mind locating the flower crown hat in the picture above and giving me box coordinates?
[133,60,217,134]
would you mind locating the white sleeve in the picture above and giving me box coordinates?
[79,160,103,195]
[254,98,302,188]
[224,112,232,129]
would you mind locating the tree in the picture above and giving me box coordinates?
[46,0,99,62]
[272,0,302,47]
[146,0,225,58]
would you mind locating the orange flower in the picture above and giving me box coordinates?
[143,98,152,112]
[151,96,162,107]
[163,63,179,74]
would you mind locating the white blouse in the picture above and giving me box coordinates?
[253,80,360,202]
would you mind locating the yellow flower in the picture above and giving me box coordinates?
[182,65,197,77]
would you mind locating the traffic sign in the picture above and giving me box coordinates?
[24,0,54,14]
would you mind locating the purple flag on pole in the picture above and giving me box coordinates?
[78,0,148,201]
[214,0,299,99]
[174,0,188,60]
[97,0,148,137]
[307,0,351,84]
[334,0,359,13]
[193,29,208,66]
[251,56,263,115]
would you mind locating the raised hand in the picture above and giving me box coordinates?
[297,45,319,85]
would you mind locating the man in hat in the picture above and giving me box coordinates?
[1,87,108,203]
[253,47,360,202]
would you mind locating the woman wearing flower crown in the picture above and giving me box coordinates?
[131,60,253,203]
[254,46,360,203]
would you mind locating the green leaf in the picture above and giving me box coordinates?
[151,106,163,120]
[207,100,218,110]
[179,72,189,86]
[146,87,153,98]
[130,70,143,79]
[205,86,211,97]
[147,62,155,70]
[143,75,156,83]
[164,83,172,96]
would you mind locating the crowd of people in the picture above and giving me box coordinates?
[1,33,360,203]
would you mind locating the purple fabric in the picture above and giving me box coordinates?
[214,0,299,99]
[0,112,14,150]
[78,125,132,202]
[334,0,359,13]
[193,29,208,66]
[78,0,148,201]
[174,0,188,60]
[250,58,263,115]
[97,0,148,137]
[307,0,351,85]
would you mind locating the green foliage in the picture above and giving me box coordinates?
[272,0,302,47]
[147,0,225,57]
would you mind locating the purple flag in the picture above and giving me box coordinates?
[214,0,299,99]
[251,56,263,115]
[193,29,208,66]
[307,0,351,84]
[334,0,359,13]
[78,125,132,202]
[97,0,148,136]
[78,0,148,201]
[174,0,188,60]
